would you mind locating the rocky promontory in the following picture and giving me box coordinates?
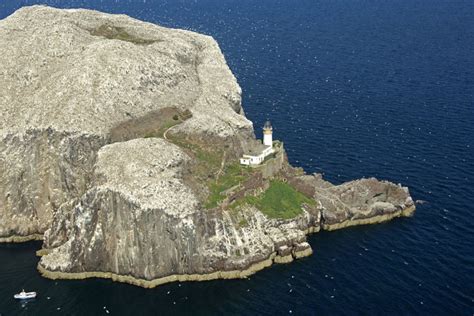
[0,6,415,287]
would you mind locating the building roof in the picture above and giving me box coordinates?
[244,143,271,157]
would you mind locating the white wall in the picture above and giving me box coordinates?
[240,158,250,165]
[241,147,274,166]
[263,132,273,147]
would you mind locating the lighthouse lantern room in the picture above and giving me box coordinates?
[263,120,273,147]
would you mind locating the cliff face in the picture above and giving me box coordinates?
[39,138,317,286]
[0,5,253,242]
[1,6,415,287]
[37,138,412,286]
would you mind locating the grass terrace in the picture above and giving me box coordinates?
[206,163,253,209]
[235,180,315,219]
[147,123,299,212]
[144,115,181,139]
[166,133,255,209]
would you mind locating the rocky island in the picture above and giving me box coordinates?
[0,6,415,288]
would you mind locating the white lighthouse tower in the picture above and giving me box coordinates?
[239,120,276,166]
[263,120,273,148]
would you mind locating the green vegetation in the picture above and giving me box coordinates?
[142,109,192,139]
[236,180,315,219]
[167,134,255,209]
[121,108,255,210]
[205,163,252,209]
[156,130,304,216]
[169,136,221,166]
[90,24,159,45]
[164,134,303,215]
[144,120,180,138]
[238,218,249,228]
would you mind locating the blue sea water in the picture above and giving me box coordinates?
[0,0,473,315]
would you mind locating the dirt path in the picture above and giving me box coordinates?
[215,151,227,182]
[163,123,179,140]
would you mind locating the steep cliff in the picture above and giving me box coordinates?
[37,138,412,287]
[0,5,253,242]
[0,6,415,287]
[39,138,317,286]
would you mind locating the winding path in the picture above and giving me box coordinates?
[163,123,180,140]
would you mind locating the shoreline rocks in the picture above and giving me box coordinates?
[36,138,414,287]
[0,234,44,244]
[322,205,415,231]
[37,256,276,289]
[37,241,318,288]
[37,205,413,289]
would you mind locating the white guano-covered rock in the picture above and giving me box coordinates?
[0,5,253,241]
[40,138,318,284]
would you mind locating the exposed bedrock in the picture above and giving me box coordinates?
[290,174,415,231]
[0,5,254,241]
[38,138,413,287]
[39,138,319,286]
[318,177,415,230]
[0,129,105,242]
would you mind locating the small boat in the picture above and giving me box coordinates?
[14,290,37,300]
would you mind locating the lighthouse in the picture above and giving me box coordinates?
[239,120,276,166]
[263,120,273,148]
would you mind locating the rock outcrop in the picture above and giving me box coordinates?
[0,5,253,242]
[38,138,318,286]
[36,138,412,287]
[316,177,415,230]
[0,6,415,287]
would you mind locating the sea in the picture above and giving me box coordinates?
[0,0,473,315]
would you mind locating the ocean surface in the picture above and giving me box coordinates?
[1,0,473,315]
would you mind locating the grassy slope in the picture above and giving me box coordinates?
[167,134,253,208]
[206,163,252,209]
[144,115,181,138]
[239,180,315,219]
[156,130,312,217]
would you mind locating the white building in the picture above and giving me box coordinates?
[240,121,275,166]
